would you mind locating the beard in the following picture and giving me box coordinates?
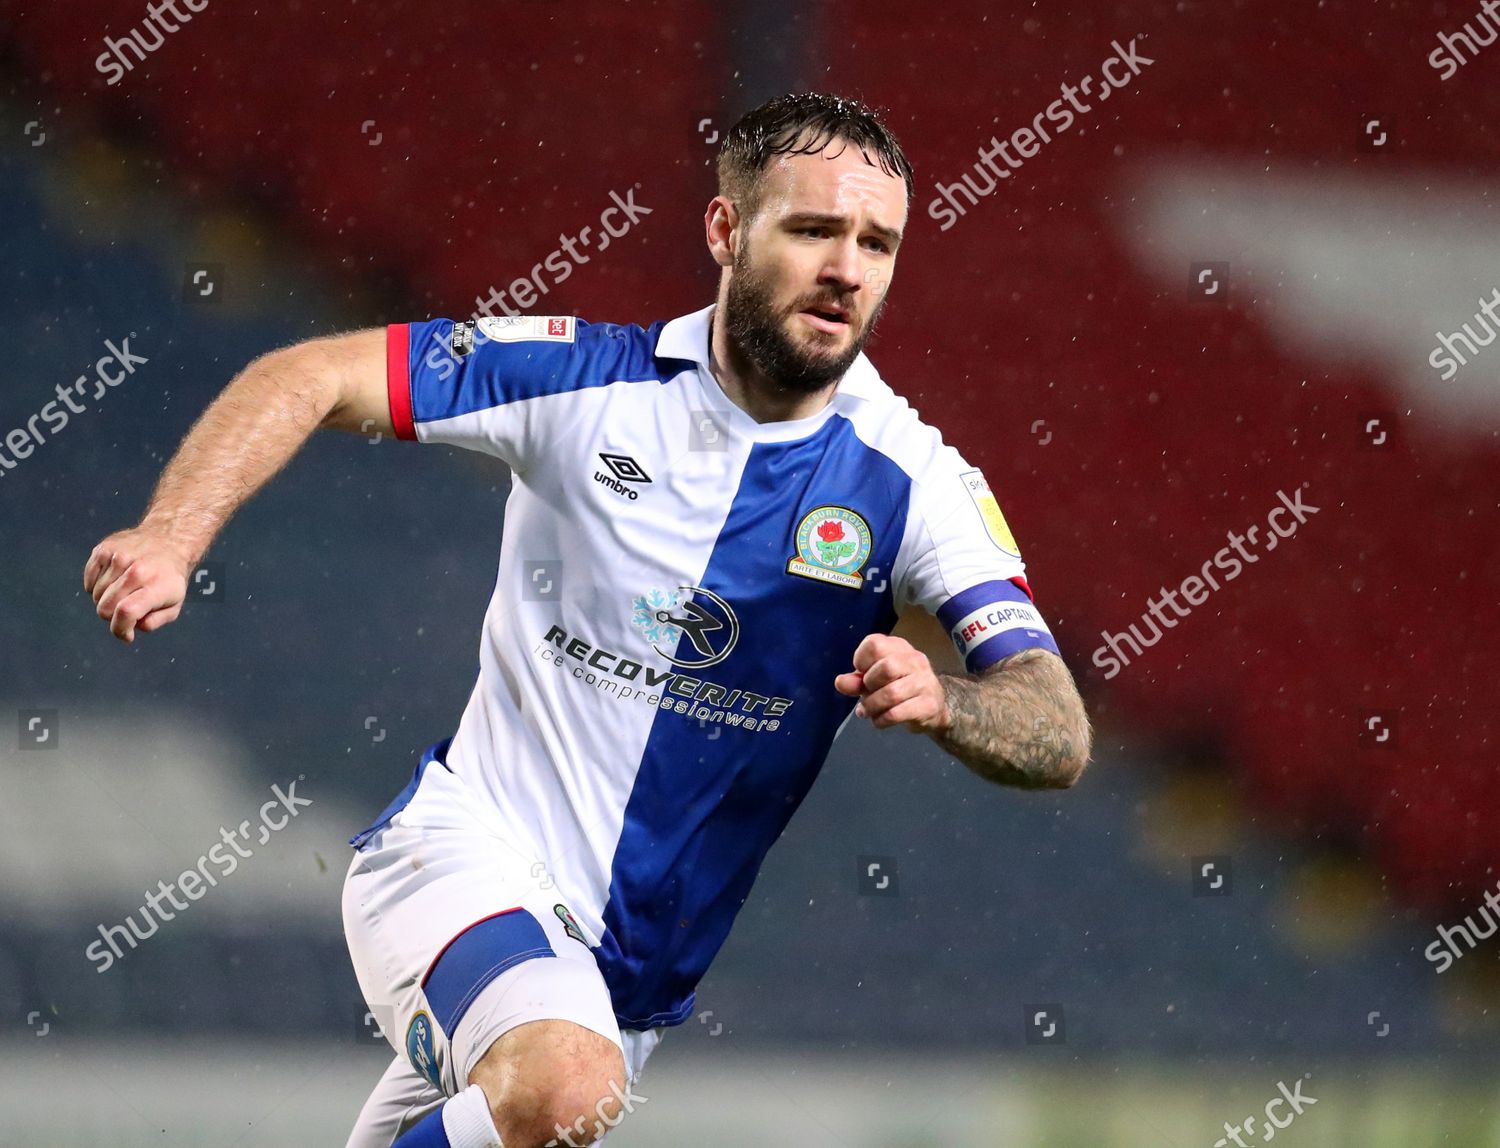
[722,242,886,394]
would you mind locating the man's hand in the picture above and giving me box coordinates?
[84,526,195,643]
[79,327,391,645]
[837,631,1092,789]
[834,633,952,735]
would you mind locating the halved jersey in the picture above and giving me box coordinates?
[353,303,1059,1031]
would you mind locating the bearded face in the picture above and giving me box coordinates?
[721,219,891,395]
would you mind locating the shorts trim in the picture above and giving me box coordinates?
[423,908,557,1035]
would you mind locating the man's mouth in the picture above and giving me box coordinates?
[797,304,852,335]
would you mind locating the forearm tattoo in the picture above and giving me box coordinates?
[934,649,1091,789]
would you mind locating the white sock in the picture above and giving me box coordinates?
[441,1083,504,1147]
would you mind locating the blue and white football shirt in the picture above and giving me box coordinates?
[358,304,1060,1030]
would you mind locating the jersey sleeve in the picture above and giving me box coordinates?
[385,315,586,471]
[893,449,1060,673]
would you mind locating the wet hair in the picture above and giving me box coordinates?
[716,92,915,220]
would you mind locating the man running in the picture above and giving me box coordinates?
[84,92,1090,1147]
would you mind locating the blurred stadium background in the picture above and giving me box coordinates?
[2,1,1498,1143]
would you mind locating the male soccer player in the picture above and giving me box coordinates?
[84,93,1090,1146]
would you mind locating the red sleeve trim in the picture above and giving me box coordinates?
[1009,575,1035,602]
[386,322,416,441]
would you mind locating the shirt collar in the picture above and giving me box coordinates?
[655,302,883,400]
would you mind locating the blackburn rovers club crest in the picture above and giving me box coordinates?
[405,1011,442,1091]
[787,505,873,590]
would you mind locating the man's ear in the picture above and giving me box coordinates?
[705,195,740,268]
[891,606,963,676]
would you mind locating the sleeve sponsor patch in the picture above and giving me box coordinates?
[476,315,577,344]
[960,469,1021,557]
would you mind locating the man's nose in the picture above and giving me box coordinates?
[820,238,863,292]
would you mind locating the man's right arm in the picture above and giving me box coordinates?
[84,327,391,643]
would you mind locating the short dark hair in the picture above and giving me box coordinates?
[716,92,915,220]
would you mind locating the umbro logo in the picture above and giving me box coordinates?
[594,453,651,500]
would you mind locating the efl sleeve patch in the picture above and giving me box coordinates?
[960,469,1021,556]
[936,579,1060,672]
[894,446,1035,624]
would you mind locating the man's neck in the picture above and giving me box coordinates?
[708,311,838,425]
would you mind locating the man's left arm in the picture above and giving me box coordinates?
[933,646,1091,788]
[834,633,1092,790]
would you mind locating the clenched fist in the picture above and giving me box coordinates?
[834,633,952,734]
[84,526,195,643]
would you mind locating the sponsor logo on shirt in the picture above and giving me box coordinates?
[476,315,577,343]
[534,601,793,735]
[631,585,739,668]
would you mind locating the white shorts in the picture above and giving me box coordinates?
[342,760,663,1145]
